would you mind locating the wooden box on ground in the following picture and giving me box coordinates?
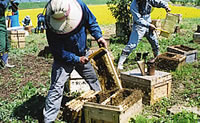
[193,32,200,44]
[167,45,198,63]
[8,30,26,48]
[155,52,186,71]
[84,89,143,123]
[24,26,33,34]
[69,70,90,93]
[83,48,143,123]
[120,69,172,105]
[63,48,143,123]
[63,90,99,123]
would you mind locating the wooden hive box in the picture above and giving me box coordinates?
[83,48,143,123]
[63,90,99,123]
[63,48,143,123]
[8,30,26,48]
[193,32,200,44]
[84,89,143,123]
[167,45,198,63]
[155,52,186,71]
[120,69,172,105]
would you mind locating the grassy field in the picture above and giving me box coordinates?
[18,0,108,9]
[0,17,200,122]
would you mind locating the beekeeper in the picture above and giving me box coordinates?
[43,0,107,122]
[117,0,171,70]
[0,0,15,68]
[22,15,32,27]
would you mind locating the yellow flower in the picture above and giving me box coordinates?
[6,4,200,27]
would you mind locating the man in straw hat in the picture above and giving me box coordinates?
[117,0,171,70]
[43,0,107,122]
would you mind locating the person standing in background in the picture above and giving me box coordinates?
[7,0,20,27]
[0,0,15,68]
[117,0,171,70]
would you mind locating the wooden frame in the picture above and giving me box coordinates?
[120,69,172,105]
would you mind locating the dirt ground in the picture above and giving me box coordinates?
[0,55,52,101]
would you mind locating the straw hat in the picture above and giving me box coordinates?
[45,0,83,34]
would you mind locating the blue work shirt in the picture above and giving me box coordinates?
[130,0,168,27]
[46,0,102,64]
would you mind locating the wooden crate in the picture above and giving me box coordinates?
[155,52,186,71]
[193,32,200,44]
[24,26,33,34]
[120,69,172,105]
[167,45,198,63]
[84,89,143,123]
[162,13,182,34]
[8,30,26,48]
[63,90,99,123]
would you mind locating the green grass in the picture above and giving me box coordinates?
[18,0,108,10]
[18,2,48,10]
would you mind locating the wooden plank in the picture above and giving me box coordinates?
[119,98,143,123]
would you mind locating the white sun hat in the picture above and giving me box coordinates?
[45,0,83,34]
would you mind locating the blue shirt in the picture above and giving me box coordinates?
[46,0,102,64]
[130,0,168,27]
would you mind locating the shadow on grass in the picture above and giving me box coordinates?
[12,94,75,122]
[13,94,45,123]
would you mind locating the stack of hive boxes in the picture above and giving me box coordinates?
[8,30,26,48]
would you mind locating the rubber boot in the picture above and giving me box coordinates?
[2,53,15,68]
[117,55,127,70]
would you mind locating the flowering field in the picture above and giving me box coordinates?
[15,4,200,27]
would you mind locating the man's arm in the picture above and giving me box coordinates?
[81,1,107,48]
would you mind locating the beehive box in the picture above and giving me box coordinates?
[120,69,172,105]
[167,45,198,63]
[162,13,182,34]
[83,48,143,123]
[63,48,143,123]
[193,33,200,44]
[63,90,99,123]
[155,52,186,71]
[24,26,33,34]
[84,89,143,123]
[8,30,26,48]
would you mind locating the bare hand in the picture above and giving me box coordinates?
[97,37,108,48]
[149,24,156,30]
[79,56,89,64]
